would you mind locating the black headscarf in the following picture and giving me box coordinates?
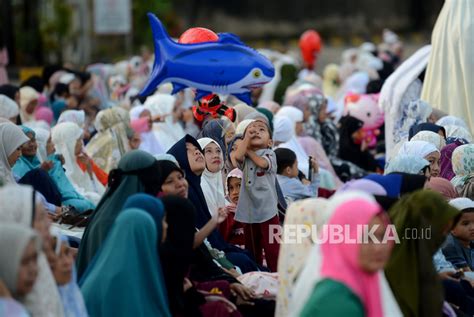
[338,115,378,171]
[0,84,19,100]
[408,123,446,140]
[160,196,197,315]
[156,159,184,190]
[21,76,45,93]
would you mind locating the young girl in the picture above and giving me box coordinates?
[231,119,280,272]
[220,168,245,247]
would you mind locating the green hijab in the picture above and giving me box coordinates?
[80,208,171,317]
[76,150,160,278]
[385,190,460,317]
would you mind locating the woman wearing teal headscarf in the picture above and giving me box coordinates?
[80,208,171,317]
[76,150,162,279]
[12,126,95,212]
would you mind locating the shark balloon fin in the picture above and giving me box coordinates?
[233,92,253,105]
[171,83,187,95]
[195,89,213,101]
[217,33,246,46]
[140,13,175,97]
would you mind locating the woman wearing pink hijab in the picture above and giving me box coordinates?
[301,193,395,317]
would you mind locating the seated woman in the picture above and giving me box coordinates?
[386,191,460,317]
[451,144,474,199]
[300,193,398,317]
[52,122,105,205]
[0,184,65,317]
[79,208,171,316]
[13,126,95,213]
[76,150,162,279]
[0,224,41,317]
[85,107,131,173]
[167,135,261,273]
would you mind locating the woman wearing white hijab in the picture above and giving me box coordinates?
[410,130,446,151]
[0,184,65,317]
[129,105,165,155]
[32,127,51,163]
[0,224,40,317]
[197,137,227,217]
[0,122,29,184]
[397,140,441,177]
[436,115,470,131]
[0,94,19,122]
[276,197,328,317]
[57,110,86,127]
[144,93,185,151]
[19,86,39,123]
[52,122,104,205]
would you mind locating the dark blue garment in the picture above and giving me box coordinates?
[19,168,62,206]
[364,173,403,198]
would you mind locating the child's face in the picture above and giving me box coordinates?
[52,242,74,286]
[247,121,271,149]
[22,132,38,157]
[129,132,141,150]
[288,160,299,178]
[204,142,223,173]
[228,177,241,204]
[425,151,440,178]
[452,212,474,243]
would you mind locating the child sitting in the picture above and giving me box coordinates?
[220,168,245,247]
[443,198,474,271]
[275,148,319,202]
[231,119,280,272]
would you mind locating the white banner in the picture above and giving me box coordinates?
[94,0,131,34]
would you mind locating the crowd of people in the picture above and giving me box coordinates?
[1,1,474,316]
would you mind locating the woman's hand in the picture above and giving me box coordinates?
[77,153,93,175]
[230,283,256,302]
[183,277,193,292]
[222,267,241,278]
[213,207,229,225]
[40,161,54,172]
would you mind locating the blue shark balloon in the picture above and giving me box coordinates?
[140,13,275,105]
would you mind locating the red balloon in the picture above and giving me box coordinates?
[178,27,219,44]
[299,30,322,70]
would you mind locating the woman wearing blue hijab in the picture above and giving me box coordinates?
[79,208,171,317]
[13,125,95,212]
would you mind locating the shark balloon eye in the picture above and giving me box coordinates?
[253,70,262,78]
